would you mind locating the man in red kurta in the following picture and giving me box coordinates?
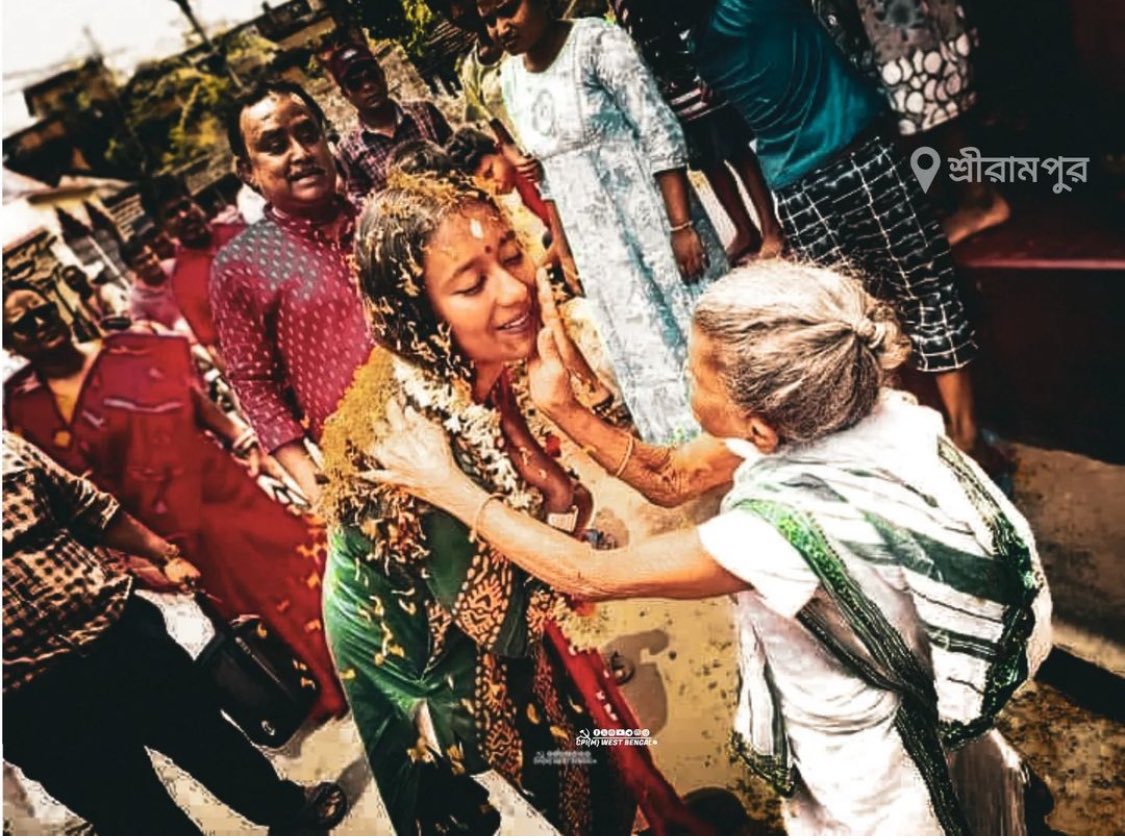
[211,80,374,502]
[143,176,243,368]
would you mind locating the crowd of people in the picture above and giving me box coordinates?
[4,0,1053,835]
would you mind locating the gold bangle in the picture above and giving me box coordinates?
[469,493,500,542]
[611,434,635,479]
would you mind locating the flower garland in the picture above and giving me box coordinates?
[319,348,552,570]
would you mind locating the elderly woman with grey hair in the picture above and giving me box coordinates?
[368,261,1052,835]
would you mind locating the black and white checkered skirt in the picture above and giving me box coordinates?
[776,133,976,372]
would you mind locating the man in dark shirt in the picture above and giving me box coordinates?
[330,41,452,206]
[2,432,347,835]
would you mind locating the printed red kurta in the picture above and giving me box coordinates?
[209,202,373,452]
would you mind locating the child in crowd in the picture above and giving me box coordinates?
[446,127,550,258]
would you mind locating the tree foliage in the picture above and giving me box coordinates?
[353,0,434,57]
[109,58,233,173]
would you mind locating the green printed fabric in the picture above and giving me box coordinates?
[322,519,628,835]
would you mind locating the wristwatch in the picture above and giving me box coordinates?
[546,504,579,533]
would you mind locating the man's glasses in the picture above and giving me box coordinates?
[9,303,59,337]
[343,65,381,92]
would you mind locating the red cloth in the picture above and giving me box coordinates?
[544,622,714,835]
[170,222,243,347]
[4,333,348,721]
[209,201,374,451]
[513,170,551,227]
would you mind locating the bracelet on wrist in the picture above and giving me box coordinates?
[669,220,694,234]
[469,493,501,542]
[230,427,258,457]
[612,434,636,479]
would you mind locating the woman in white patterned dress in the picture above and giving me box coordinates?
[483,0,729,443]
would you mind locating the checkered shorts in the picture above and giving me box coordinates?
[776,134,977,372]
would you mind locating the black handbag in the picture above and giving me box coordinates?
[194,592,319,748]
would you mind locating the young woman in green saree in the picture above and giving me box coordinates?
[318,173,700,835]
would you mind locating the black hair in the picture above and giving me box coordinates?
[444,126,498,176]
[140,174,192,221]
[224,79,329,162]
[354,173,500,383]
[119,234,149,265]
[388,139,455,177]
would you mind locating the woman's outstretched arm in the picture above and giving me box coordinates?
[368,401,746,602]
[546,396,741,508]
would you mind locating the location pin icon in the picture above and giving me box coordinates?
[910,146,941,193]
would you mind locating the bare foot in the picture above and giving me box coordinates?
[757,230,785,260]
[725,230,762,263]
[943,194,1012,246]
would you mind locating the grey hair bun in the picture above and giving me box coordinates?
[861,300,911,370]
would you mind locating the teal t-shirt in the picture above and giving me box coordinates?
[694,0,885,189]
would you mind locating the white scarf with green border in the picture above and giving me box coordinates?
[722,392,1052,834]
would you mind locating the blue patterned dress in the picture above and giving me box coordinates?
[501,17,728,443]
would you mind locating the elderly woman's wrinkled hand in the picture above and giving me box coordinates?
[363,399,461,506]
[529,272,579,416]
